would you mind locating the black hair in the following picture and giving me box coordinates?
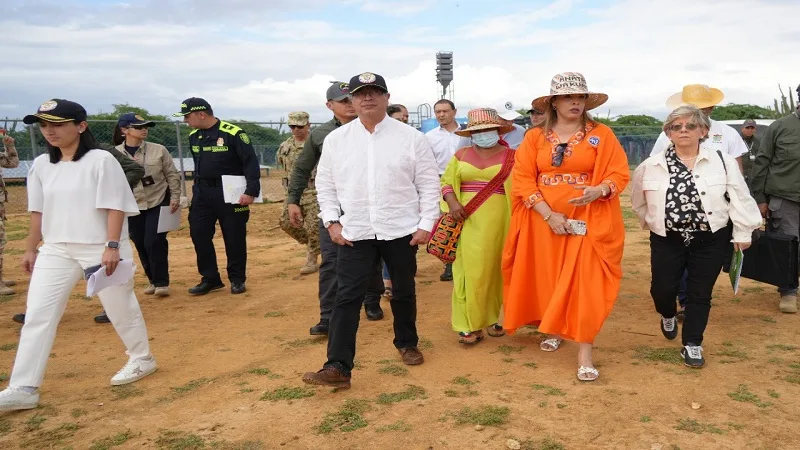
[434,99,455,111]
[387,105,404,116]
[45,120,100,163]
[112,124,125,146]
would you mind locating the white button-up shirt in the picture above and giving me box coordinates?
[650,119,748,159]
[632,147,761,243]
[316,116,441,242]
[425,124,463,175]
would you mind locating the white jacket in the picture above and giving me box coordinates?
[631,147,761,243]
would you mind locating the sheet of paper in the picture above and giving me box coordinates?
[86,259,135,297]
[221,175,263,204]
[157,206,182,233]
[729,248,744,295]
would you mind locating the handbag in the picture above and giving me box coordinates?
[722,228,799,289]
[426,149,515,263]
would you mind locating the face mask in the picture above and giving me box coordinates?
[471,130,500,148]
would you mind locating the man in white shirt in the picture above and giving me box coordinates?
[302,72,440,389]
[498,110,526,149]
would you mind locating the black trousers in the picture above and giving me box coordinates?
[325,235,419,374]
[188,182,250,284]
[128,206,170,287]
[649,226,731,346]
[318,220,382,321]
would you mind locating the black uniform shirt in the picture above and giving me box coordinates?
[189,119,261,197]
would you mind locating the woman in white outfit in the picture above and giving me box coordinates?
[0,99,157,412]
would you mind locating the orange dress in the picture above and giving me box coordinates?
[502,122,630,343]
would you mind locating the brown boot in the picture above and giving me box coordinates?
[779,294,798,314]
[299,251,319,275]
[398,347,424,366]
[302,367,351,389]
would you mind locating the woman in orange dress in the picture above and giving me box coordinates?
[502,72,630,381]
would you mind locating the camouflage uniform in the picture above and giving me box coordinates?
[0,144,20,292]
[278,112,319,255]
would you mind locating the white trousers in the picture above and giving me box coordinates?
[10,241,151,387]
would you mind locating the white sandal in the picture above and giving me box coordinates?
[540,338,563,352]
[577,366,599,382]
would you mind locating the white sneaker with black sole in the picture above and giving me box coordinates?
[110,356,158,386]
[660,316,678,340]
[0,387,39,412]
[680,344,705,368]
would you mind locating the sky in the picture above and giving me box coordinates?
[1,0,799,123]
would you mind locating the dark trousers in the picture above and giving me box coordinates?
[318,220,381,321]
[188,183,249,284]
[649,227,731,346]
[128,206,170,287]
[678,269,688,306]
[326,235,419,373]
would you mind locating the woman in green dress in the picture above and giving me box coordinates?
[441,108,515,344]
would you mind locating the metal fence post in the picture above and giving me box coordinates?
[174,122,187,196]
[29,125,38,157]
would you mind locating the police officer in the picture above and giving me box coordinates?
[173,98,260,295]
[287,82,386,335]
[278,112,319,275]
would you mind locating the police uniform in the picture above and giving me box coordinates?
[173,98,260,294]
[277,112,320,265]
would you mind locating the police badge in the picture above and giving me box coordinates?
[358,72,376,83]
[39,100,58,112]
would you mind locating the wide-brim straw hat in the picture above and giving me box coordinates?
[665,84,725,109]
[531,72,608,113]
[454,108,515,137]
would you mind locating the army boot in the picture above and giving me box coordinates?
[299,251,319,275]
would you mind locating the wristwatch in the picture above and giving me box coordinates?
[105,241,120,249]
[324,220,340,229]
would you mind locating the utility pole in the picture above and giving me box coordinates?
[436,51,454,101]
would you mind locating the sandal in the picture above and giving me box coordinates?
[577,366,599,382]
[540,337,563,352]
[486,324,506,337]
[458,331,484,345]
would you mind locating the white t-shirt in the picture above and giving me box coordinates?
[650,119,748,158]
[27,150,140,245]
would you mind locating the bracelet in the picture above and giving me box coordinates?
[543,213,553,222]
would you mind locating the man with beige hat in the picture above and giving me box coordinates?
[651,84,748,173]
[277,111,319,275]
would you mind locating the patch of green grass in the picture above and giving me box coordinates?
[0,372,7,382]
[728,385,771,408]
[260,386,315,402]
[378,364,408,377]
[556,403,567,409]
[523,362,538,369]
[788,362,800,369]
[465,389,480,397]
[0,343,17,351]
[375,420,412,433]
[493,345,524,356]
[534,437,566,450]
[532,384,566,396]
[282,338,325,348]
[714,348,749,360]
[155,430,206,449]
[209,440,265,450]
[767,344,797,351]
[452,405,510,426]
[316,399,371,434]
[170,378,212,395]
[419,337,434,350]
[503,358,515,363]
[24,414,46,432]
[633,346,682,364]
[452,376,474,386]
[247,368,282,379]
[111,384,143,400]
[757,315,777,324]
[263,311,286,318]
[89,430,135,450]
[240,388,255,393]
[675,418,724,435]
[640,416,652,423]
[0,418,11,435]
[743,286,765,293]
[727,422,745,431]
[376,385,426,404]
[784,374,800,384]
[20,422,82,449]
[767,389,780,399]
[444,389,459,397]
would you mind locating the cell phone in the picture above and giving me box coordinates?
[567,219,587,236]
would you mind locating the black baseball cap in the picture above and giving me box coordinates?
[742,119,757,128]
[118,112,155,128]
[172,97,212,117]
[327,81,350,101]
[348,72,388,94]
[23,99,87,124]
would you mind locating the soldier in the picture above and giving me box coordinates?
[277,112,319,275]
[173,98,260,296]
[0,132,20,296]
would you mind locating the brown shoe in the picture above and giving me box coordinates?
[398,347,424,366]
[301,367,351,389]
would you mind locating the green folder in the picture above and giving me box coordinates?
[729,249,744,295]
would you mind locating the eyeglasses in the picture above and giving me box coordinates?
[552,143,568,167]
[669,122,700,132]
[289,125,306,130]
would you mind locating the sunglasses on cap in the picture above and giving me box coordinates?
[552,143,568,167]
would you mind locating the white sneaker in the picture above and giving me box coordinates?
[154,286,170,297]
[110,356,158,386]
[0,387,39,412]
[143,284,156,295]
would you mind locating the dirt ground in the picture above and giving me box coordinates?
[0,179,798,450]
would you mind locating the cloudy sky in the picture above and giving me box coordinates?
[2,0,798,123]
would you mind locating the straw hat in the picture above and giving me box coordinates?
[454,108,515,137]
[665,84,725,109]
[531,72,608,113]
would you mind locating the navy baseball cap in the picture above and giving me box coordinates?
[23,99,87,124]
[173,97,212,117]
[348,72,388,94]
[742,119,757,128]
[118,113,155,128]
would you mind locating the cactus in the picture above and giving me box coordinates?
[770,84,797,118]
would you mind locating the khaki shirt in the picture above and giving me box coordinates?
[114,141,181,210]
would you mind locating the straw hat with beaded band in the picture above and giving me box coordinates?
[665,84,724,109]
[454,108,515,137]
[531,72,608,114]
